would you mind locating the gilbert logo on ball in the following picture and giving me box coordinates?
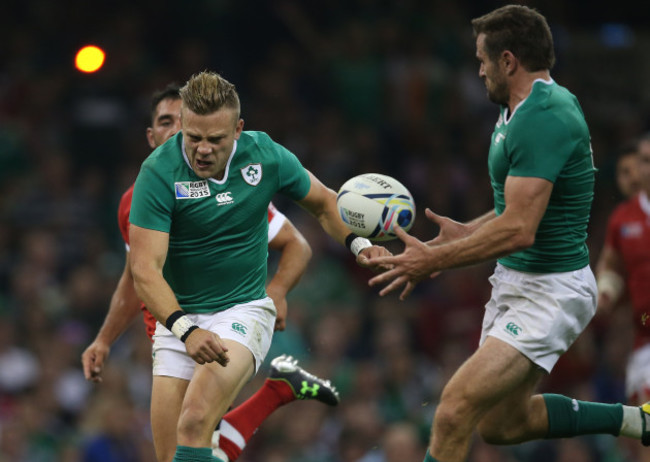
[337,173,415,241]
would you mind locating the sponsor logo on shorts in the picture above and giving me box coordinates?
[175,181,211,199]
[642,313,649,326]
[216,192,234,206]
[231,322,247,336]
[504,321,522,337]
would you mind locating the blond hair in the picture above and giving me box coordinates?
[179,71,240,116]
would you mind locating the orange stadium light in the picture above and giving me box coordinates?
[75,45,105,73]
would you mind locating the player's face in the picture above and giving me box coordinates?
[476,34,509,105]
[638,140,650,194]
[181,106,244,180]
[616,153,640,198]
[147,98,182,149]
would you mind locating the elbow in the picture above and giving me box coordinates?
[130,258,155,288]
[511,231,535,252]
[298,234,313,263]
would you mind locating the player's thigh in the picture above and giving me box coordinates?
[442,336,538,414]
[151,375,190,462]
[179,339,255,434]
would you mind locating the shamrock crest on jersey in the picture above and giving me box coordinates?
[241,163,262,186]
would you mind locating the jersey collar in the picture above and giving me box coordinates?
[181,136,238,185]
[503,78,554,124]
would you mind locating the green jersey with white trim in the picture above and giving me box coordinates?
[488,79,595,273]
[130,131,311,313]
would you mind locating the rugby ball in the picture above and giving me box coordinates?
[337,173,415,241]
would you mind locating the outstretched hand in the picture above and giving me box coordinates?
[424,208,470,246]
[366,227,438,300]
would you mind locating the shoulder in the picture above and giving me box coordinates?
[141,132,184,173]
[237,131,279,153]
[510,82,585,139]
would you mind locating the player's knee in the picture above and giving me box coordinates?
[476,417,528,444]
[176,403,213,441]
[434,394,473,436]
[477,422,510,444]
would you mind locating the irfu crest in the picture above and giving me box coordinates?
[241,163,262,186]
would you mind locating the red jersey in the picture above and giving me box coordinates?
[605,192,650,346]
[117,184,286,341]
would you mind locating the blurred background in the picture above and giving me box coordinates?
[1,0,649,461]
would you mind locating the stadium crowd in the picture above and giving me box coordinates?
[1,1,649,461]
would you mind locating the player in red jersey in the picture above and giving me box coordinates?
[597,135,650,461]
[81,84,339,462]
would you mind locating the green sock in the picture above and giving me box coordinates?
[543,393,623,438]
[172,445,224,462]
[423,450,439,462]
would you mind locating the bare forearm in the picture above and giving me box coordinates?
[267,239,312,297]
[466,210,497,232]
[96,275,142,345]
[131,270,182,324]
[432,214,530,270]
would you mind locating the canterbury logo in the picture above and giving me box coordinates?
[216,192,233,203]
[231,322,247,336]
[505,322,521,336]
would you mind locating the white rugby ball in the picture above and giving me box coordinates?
[337,173,415,241]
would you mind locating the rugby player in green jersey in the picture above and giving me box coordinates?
[128,72,390,462]
[368,5,650,462]
[82,84,343,462]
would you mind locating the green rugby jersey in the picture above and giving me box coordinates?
[488,79,595,273]
[130,131,311,313]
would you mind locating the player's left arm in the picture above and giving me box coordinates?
[369,175,552,298]
[297,171,392,269]
[267,219,312,331]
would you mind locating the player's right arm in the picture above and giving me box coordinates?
[129,224,229,366]
[595,244,625,314]
[267,218,312,331]
[81,252,141,382]
[595,207,627,314]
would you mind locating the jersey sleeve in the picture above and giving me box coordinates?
[129,163,175,233]
[118,185,134,249]
[267,202,287,242]
[507,111,573,183]
[272,140,312,200]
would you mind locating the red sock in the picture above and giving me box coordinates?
[218,378,295,461]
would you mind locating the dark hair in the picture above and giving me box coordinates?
[616,141,638,161]
[471,4,555,72]
[637,132,650,147]
[151,83,181,121]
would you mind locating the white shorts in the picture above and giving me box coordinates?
[152,297,277,380]
[626,343,650,402]
[480,263,597,373]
